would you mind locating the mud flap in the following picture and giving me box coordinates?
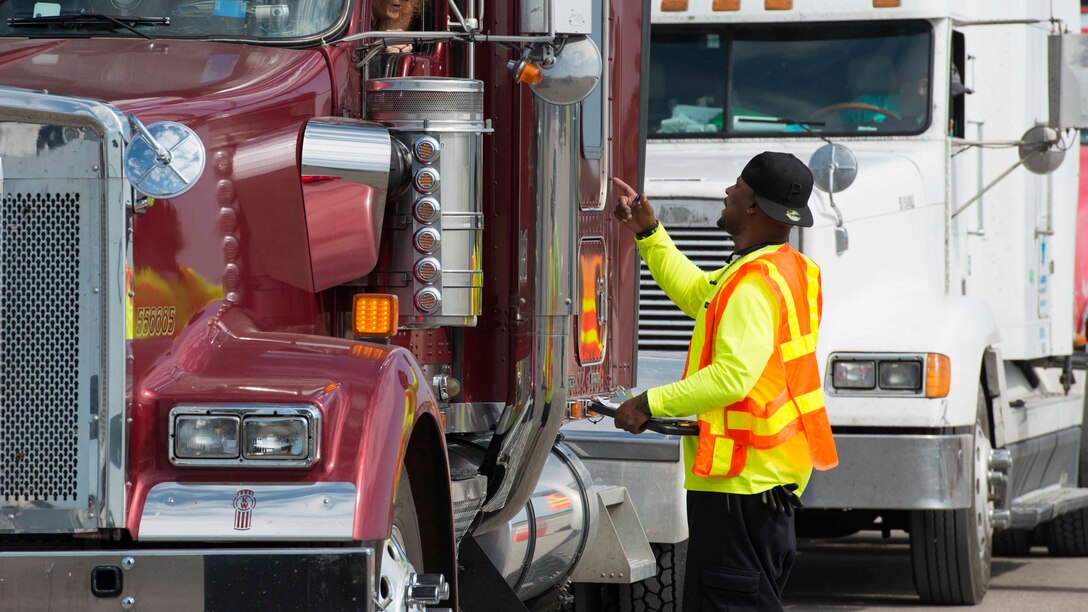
[458,535,529,612]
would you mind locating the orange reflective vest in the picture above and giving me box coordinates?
[690,245,838,478]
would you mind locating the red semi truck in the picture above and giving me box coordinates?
[0,1,656,609]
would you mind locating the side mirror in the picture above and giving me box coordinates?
[124,116,205,199]
[809,143,858,194]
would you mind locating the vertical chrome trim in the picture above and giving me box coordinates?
[476,100,579,533]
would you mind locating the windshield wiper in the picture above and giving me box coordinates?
[738,116,834,144]
[8,13,169,39]
[738,116,826,128]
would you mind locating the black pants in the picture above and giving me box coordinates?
[683,490,796,611]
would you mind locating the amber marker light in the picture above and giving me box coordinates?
[925,353,951,398]
[352,294,398,337]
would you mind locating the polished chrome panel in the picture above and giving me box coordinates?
[450,474,488,543]
[367,78,488,328]
[139,482,356,540]
[0,87,129,534]
[168,404,321,468]
[475,443,596,600]
[475,99,579,533]
[301,118,393,189]
[442,402,503,434]
[0,547,373,611]
[803,434,973,510]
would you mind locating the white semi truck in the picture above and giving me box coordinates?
[591,0,1088,606]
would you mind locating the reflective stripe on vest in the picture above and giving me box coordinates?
[689,245,838,478]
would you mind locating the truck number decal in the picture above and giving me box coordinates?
[135,306,177,338]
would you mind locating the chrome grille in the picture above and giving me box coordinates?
[0,191,81,502]
[367,90,483,115]
[638,226,733,352]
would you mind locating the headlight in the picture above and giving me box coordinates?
[832,360,875,389]
[174,416,240,458]
[243,417,308,460]
[879,360,922,390]
[827,353,948,397]
[169,405,320,467]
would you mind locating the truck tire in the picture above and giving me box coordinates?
[620,541,687,612]
[992,529,1033,557]
[908,389,992,605]
[1043,390,1088,556]
[377,468,425,607]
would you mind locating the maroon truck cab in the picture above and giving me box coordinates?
[0,1,647,609]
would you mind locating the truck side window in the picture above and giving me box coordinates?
[950,31,966,138]
[582,0,605,160]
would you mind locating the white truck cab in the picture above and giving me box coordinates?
[636,0,1088,605]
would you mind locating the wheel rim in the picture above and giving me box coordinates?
[377,525,421,611]
[974,421,994,564]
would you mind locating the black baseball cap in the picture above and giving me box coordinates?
[740,152,814,227]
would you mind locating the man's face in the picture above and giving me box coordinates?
[375,0,405,21]
[718,177,755,234]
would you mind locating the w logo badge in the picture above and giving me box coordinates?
[233,489,257,530]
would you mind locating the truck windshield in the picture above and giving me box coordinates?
[649,21,932,138]
[0,0,349,41]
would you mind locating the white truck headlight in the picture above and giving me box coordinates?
[827,353,945,397]
[174,416,240,458]
[879,361,922,390]
[832,360,875,389]
[169,405,320,467]
[243,417,309,459]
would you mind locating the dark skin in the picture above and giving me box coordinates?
[609,175,791,434]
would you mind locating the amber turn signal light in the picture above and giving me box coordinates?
[925,353,951,398]
[353,294,398,337]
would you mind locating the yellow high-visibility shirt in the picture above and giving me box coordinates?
[637,225,814,495]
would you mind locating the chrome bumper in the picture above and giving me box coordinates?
[803,433,972,510]
[0,547,373,611]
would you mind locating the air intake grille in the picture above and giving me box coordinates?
[638,226,733,353]
[367,90,483,116]
[0,192,81,502]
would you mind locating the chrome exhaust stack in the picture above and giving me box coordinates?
[475,98,579,533]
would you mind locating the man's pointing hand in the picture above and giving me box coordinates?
[611,177,657,234]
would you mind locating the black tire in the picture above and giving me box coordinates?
[992,529,1033,557]
[393,468,424,568]
[619,541,687,612]
[1043,390,1088,556]
[909,388,992,605]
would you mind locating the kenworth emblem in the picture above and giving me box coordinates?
[233,489,256,530]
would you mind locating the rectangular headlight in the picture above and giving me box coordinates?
[879,360,923,390]
[175,416,240,459]
[832,360,876,389]
[243,417,309,460]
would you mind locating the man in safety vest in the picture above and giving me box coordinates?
[611,151,838,611]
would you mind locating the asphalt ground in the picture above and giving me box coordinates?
[783,532,1088,611]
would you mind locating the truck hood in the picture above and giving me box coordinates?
[0,38,331,120]
[0,38,339,303]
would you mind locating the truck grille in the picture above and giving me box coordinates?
[638,226,733,353]
[0,191,82,502]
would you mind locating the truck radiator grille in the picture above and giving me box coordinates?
[638,226,733,353]
[0,192,81,502]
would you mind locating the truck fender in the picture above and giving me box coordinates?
[820,291,999,426]
[130,300,450,546]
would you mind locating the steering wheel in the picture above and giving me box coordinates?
[809,102,902,122]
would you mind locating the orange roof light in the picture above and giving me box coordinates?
[765,0,792,9]
[713,0,740,10]
[873,0,901,7]
[661,0,688,11]
[925,353,951,398]
[353,294,398,337]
